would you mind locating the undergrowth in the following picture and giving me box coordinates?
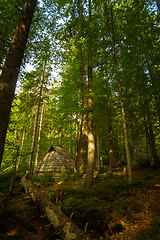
[0,170,23,192]
[45,167,160,237]
[135,217,160,240]
[1,166,160,239]
[30,172,56,185]
[49,172,132,234]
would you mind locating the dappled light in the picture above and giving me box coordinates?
[0,0,160,239]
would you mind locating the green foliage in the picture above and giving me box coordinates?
[57,177,130,230]
[90,181,121,201]
[0,170,13,192]
[1,0,160,180]
[135,217,160,240]
[113,196,143,219]
[61,168,83,181]
[0,170,23,192]
[0,0,23,64]
[31,173,56,185]
[61,193,106,229]
[131,169,160,189]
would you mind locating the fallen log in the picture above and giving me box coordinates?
[21,172,90,240]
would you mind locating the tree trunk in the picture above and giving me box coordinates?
[140,97,155,166]
[75,115,79,171]
[96,123,100,169]
[10,129,19,192]
[84,60,95,188]
[17,127,25,169]
[29,101,41,173]
[95,124,103,169]
[84,0,95,188]
[34,100,45,168]
[104,60,116,169]
[77,0,88,171]
[130,118,140,163]
[29,68,44,173]
[143,114,154,166]
[118,84,132,182]
[147,114,158,166]
[78,115,88,171]
[102,3,116,168]
[0,0,37,167]
[69,115,73,155]
[110,45,132,181]
[109,12,132,181]
[21,173,90,240]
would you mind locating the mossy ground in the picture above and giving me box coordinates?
[0,167,160,239]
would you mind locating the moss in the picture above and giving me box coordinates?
[30,191,36,202]
[63,222,76,240]
[45,205,60,228]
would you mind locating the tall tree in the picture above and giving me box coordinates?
[29,63,47,173]
[109,4,132,182]
[77,0,88,171]
[84,0,95,188]
[35,100,45,168]
[0,0,37,167]
[0,0,22,66]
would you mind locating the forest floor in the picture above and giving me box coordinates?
[0,186,61,239]
[0,167,160,240]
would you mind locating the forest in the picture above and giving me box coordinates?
[0,0,160,239]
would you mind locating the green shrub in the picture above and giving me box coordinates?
[90,179,129,201]
[62,186,89,197]
[61,195,106,228]
[61,168,82,181]
[0,170,12,191]
[31,173,56,185]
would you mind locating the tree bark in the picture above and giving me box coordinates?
[0,0,37,167]
[143,114,154,166]
[77,0,88,171]
[84,59,95,188]
[147,114,158,166]
[109,7,132,181]
[78,115,88,171]
[10,129,19,192]
[69,115,73,155]
[140,98,155,166]
[29,100,41,173]
[17,127,26,169]
[104,60,116,169]
[96,123,100,169]
[21,173,90,240]
[118,82,132,182]
[34,100,45,168]
[29,67,45,173]
[75,114,80,171]
[130,118,140,163]
[84,0,95,188]
[110,40,132,181]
